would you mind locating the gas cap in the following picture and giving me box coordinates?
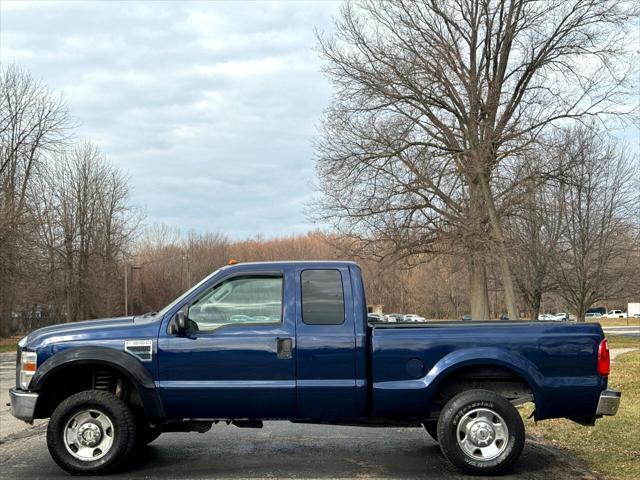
[406,358,425,378]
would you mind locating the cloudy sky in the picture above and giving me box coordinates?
[1,0,341,239]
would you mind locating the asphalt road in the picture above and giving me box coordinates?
[1,421,599,480]
[0,352,599,480]
[603,325,640,338]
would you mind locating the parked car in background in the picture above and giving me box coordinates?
[387,313,405,322]
[586,307,606,317]
[605,310,626,319]
[384,314,397,323]
[555,312,570,322]
[368,314,383,323]
[404,314,426,322]
[586,312,602,319]
[538,313,561,321]
[460,314,472,321]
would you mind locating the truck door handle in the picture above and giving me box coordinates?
[277,337,293,359]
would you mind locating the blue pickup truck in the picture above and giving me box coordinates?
[10,261,620,476]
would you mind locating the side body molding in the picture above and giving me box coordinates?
[30,346,165,421]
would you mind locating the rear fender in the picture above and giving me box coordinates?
[425,347,544,405]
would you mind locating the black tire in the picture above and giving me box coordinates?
[135,421,162,447]
[47,390,136,475]
[423,420,439,442]
[437,389,525,476]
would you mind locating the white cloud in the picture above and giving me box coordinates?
[0,0,341,239]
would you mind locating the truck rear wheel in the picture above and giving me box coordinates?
[437,389,524,475]
[46,390,136,475]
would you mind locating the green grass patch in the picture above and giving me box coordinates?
[607,335,640,349]
[0,343,17,353]
[523,349,640,480]
[596,317,640,327]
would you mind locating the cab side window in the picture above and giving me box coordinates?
[301,269,344,325]
[188,275,283,332]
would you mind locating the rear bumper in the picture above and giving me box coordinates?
[596,388,621,416]
[9,388,38,422]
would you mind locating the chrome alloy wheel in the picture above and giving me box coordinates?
[456,408,509,461]
[63,409,114,461]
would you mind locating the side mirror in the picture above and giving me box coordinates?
[176,311,187,331]
[170,308,189,334]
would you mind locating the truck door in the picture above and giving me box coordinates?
[296,267,356,419]
[157,269,296,419]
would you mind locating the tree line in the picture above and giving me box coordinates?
[0,65,141,336]
[118,221,639,324]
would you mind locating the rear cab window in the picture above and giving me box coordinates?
[301,269,345,325]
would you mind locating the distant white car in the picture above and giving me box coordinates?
[404,314,426,323]
[555,312,570,321]
[605,310,627,319]
[384,314,398,323]
[538,313,562,321]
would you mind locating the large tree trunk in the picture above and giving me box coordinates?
[478,172,519,320]
[467,181,491,320]
[575,300,587,323]
[469,252,491,320]
[530,292,542,323]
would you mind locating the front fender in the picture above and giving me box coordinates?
[30,346,165,420]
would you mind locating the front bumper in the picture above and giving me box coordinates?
[596,388,621,416]
[9,388,38,422]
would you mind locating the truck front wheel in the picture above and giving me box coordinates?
[437,389,525,475]
[46,390,136,475]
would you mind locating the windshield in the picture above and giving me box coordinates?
[156,268,222,318]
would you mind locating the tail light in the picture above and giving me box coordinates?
[597,338,610,376]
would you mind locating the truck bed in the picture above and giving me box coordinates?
[368,320,606,421]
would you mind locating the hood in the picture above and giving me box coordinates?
[25,316,137,350]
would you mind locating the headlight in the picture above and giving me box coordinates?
[20,351,37,390]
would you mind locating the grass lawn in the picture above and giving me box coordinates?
[596,317,640,327]
[607,335,640,349]
[523,349,640,480]
[0,342,17,353]
[0,336,20,353]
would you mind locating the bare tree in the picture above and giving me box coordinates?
[0,64,70,335]
[30,141,141,324]
[552,127,637,321]
[507,180,564,321]
[314,0,637,320]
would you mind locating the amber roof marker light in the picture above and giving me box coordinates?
[227,259,238,265]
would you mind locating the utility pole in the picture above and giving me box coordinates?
[124,264,128,316]
[124,263,141,317]
[186,253,191,287]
